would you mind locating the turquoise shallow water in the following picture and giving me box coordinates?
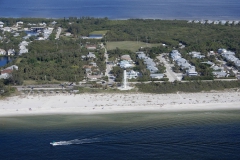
[1,110,240,160]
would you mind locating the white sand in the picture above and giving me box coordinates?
[0,91,240,117]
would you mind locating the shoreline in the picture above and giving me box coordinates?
[1,16,239,21]
[1,91,240,117]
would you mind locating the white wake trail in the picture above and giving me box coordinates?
[50,138,99,146]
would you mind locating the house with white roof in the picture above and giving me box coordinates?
[126,70,139,79]
[221,20,227,25]
[150,73,164,79]
[0,49,6,55]
[201,61,215,66]
[188,51,205,59]
[87,52,96,59]
[219,49,240,71]
[212,71,227,78]
[2,27,11,32]
[170,50,181,61]
[0,21,4,28]
[187,66,198,76]
[0,65,18,79]
[137,52,146,59]
[8,49,15,56]
[119,60,133,68]
[176,58,191,69]
[200,20,206,24]
[19,41,29,55]
[51,21,57,25]
[234,21,239,25]
[207,20,213,24]
[136,51,159,73]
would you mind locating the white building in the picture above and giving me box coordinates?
[150,74,164,79]
[220,20,227,25]
[0,21,4,28]
[119,60,133,68]
[170,50,181,61]
[200,20,206,24]
[8,49,15,56]
[87,52,96,59]
[188,51,205,59]
[19,41,29,55]
[126,70,139,79]
[207,20,213,24]
[2,27,11,32]
[234,21,239,25]
[0,49,6,55]
[187,66,198,76]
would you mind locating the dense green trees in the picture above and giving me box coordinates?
[137,81,240,93]
[60,18,240,58]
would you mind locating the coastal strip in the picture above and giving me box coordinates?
[0,92,240,117]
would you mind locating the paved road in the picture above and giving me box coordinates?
[103,45,115,84]
[157,55,178,82]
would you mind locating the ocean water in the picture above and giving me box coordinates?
[1,111,240,160]
[0,0,240,20]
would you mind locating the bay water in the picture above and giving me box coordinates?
[0,56,12,68]
[0,0,240,20]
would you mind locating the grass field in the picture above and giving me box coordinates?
[89,30,108,35]
[106,41,160,52]
[15,58,22,64]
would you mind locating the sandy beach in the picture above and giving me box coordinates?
[0,91,240,117]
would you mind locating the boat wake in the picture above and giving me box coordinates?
[50,138,99,146]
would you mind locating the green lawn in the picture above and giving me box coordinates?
[89,30,108,35]
[15,58,22,64]
[106,41,160,52]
